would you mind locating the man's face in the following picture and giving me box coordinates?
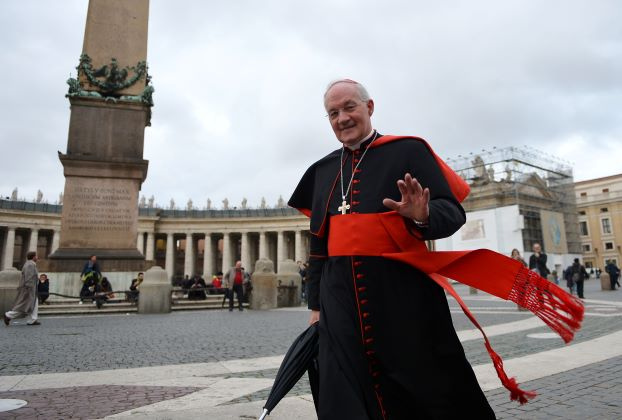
[235,261,242,269]
[91,256,97,263]
[325,82,374,147]
[39,274,46,281]
[138,273,144,280]
[533,244,541,253]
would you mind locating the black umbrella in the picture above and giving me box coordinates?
[259,322,319,420]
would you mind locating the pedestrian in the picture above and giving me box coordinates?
[567,258,589,299]
[37,273,50,304]
[605,260,620,290]
[4,251,41,326]
[223,261,248,311]
[288,79,582,418]
[528,243,549,277]
[510,248,527,267]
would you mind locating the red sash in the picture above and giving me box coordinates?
[328,211,584,404]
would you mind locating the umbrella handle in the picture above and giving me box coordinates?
[258,408,269,420]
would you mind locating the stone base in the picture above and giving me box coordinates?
[49,248,144,260]
[40,255,154,274]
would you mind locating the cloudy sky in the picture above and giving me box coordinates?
[1,0,620,208]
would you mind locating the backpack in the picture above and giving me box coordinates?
[571,266,581,283]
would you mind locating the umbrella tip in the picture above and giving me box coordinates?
[258,408,269,420]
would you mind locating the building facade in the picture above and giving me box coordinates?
[0,199,310,294]
[574,173,622,269]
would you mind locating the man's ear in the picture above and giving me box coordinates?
[367,99,374,116]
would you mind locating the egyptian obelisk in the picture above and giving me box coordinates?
[50,0,152,271]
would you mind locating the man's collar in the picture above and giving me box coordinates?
[346,129,376,150]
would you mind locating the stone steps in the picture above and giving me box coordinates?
[38,295,246,316]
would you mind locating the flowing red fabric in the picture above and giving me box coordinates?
[327,211,584,404]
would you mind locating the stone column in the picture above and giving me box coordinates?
[222,232,232,272]
[277,231,285,273]
[203,233,213,278]
[136,232,145,255]
[145,232,155,260]
[28,229,39,253]
[51,230,60,253]
[294,230,303,263]
[2,227,16,271]
[165,233,174,281]
[184,233,195,277]
[241,232,251,271]
[259,231,267,259]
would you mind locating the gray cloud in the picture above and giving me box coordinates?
[1,0,620,206]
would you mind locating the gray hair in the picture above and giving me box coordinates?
[323,79,371,107]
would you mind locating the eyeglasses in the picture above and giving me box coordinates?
[326,101,362,120]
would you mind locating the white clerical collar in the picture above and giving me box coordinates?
[346,129,376,150]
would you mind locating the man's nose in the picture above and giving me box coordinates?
[336,110,351,124]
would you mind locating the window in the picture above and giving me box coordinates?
[578,211,586,216]
[600,208,609,213]
[579,221,589,236]
[602,188,609,193]
[580,192,587,197]
[605,242,614,251]
[582,244,591,252]
[602,218,612,234]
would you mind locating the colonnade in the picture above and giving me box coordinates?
[0,225,59,270]
[136,228,310,281]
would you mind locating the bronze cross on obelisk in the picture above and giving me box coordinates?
[338,200,350,214]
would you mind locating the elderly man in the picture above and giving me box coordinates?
[223,260,248,312]
[4,251,41,326]
[289,79,494,418]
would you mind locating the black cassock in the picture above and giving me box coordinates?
[289,134,495,420]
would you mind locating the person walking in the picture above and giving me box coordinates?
[567,258,589,299]
[605,260,620,290]
[223,260,248,311]
[4,252,41,326]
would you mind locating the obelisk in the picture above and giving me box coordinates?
[50,0,152,271]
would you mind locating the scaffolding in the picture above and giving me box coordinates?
[446,146,581,254]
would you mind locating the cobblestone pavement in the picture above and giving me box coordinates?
[0,385,201,420]
[0,278,621,419]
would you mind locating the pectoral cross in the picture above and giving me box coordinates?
[338,200,350,214]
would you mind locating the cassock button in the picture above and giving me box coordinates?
[356,274,364,279]
[353,179,360,184]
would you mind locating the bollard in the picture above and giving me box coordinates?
[0,268,20,315]
[276,259,302,307]
[138,266,171,314]
[250,259,277,310]
[600,272,611,291]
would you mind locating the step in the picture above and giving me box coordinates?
[39,307,138,316]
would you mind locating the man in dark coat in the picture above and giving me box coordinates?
[528,243,549,277]
[606,260,620,290]
[4,251,40,326]
[566,258,589,299]
[288,80,494,419]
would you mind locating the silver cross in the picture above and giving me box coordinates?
[338,200,350,214]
